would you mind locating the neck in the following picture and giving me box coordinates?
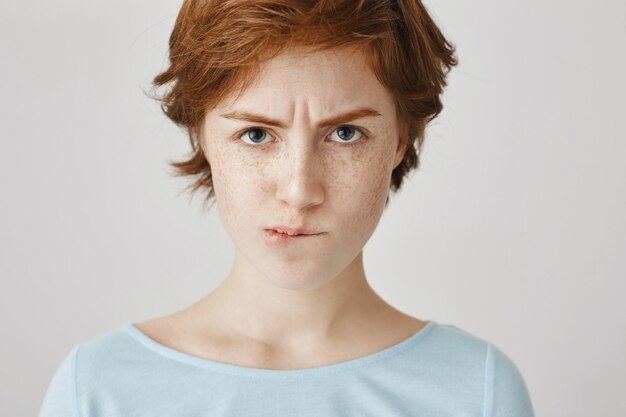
[193,250,393,348]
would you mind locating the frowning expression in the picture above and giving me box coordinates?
[201,46,406,290]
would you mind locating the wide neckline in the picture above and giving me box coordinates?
[121,320,437,379]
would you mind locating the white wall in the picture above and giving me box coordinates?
[1,1,624,416]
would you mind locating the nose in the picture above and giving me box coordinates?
[274,138,325,210]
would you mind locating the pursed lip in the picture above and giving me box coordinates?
[266,225,322,236]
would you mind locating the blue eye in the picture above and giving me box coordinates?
[237,125,365,146]
[330,125,363,143]
[239,128,271,145]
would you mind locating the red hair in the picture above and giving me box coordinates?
[153,0,458,209]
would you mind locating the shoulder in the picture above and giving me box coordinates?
[74,324,167,398]
[420,321,492,367]
[76,323,166,379]
[424,322,535,417]
[483,341,535,417]
[38,344,80,417]
[38,325,135,417]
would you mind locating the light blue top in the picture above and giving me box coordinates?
[38,320,535,417]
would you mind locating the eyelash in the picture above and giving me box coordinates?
[233,125,369,148]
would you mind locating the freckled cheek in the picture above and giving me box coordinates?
[332,162,391,232]
[360,166,390,212]
[344,142,394,199]
[210,151,271,229]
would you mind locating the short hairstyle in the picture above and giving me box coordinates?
[152,0,458,210]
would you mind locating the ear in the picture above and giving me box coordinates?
[196,126,208,155]
[392,128,409,170]
[199,134,206,155]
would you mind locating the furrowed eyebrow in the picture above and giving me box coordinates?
[219,107,382,129]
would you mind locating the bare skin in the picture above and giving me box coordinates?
[135,289,427,370]
[134,46,428,370]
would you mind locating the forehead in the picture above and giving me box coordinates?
[212,46,396,119]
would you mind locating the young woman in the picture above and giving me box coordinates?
[39,1,535,416]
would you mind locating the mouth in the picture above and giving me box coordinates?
[264,228,325,246]
[266,229,319,236]
[266,225,321,236]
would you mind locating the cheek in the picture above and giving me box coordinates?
[205,139,263,225]
[355,159,392,217]
[332,142,395,232]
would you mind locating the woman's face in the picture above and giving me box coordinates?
[201,46,406,291]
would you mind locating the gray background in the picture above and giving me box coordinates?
[1,0,624,416]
